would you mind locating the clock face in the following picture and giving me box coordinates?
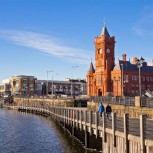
[98,48,102,54]
[107,49,110,53]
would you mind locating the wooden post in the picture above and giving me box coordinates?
[72,126,75,136]
[73,110,75,127]
[124,113,129,153]
[89,111,92,135]
[76,110,78,128]
[95,111,98,138]
[84,110,89,148]
[85,110,87,131]
[85,130,89,148]
[64,109,66,128]
[80,110,82,130]
[112,112,116,147]
[65,109,67,124]
[102,112,106,153]
[71,110,73,126]
[68,109,70,125]
[102,112,106,142]
[140,114,146,153]
[71,110,75,136]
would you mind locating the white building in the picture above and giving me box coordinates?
[36,79,87,96]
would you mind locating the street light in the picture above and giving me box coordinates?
[41,82,44,97]
[71,66,79,98]
[51,74,54,98]
[47,70,53,97]
[136,57,145,97]
[121,63,124,97]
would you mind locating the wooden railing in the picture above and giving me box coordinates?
[91,96,153,109]
[2,101,153,141]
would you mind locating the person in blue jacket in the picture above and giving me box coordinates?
[98,103,104,118]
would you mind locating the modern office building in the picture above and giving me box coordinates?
[9,75,37,96]
[1,76,86,97]
[0,83,10,96]
[87,25,153,97]
[36,78,87,96]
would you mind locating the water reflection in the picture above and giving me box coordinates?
[0,109,100,153]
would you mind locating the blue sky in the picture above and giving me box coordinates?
[0,0,153,81]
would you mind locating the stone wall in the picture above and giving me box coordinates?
[14,98,74,107]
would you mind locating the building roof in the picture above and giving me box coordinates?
[100,24,110,37]
[113,60,153,73]
[11,75,36,78]
[65,78,86,83]
[88,61,95,73]
[36,80,86,84]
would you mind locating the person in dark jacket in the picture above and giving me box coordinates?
[106,104,112,120]
[98,103,104,118]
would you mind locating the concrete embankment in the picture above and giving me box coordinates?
[14,97,88,107]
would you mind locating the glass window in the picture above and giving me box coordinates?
[22,79,27,83]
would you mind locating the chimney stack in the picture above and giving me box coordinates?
[133,57,137,64]
[122,54,126,62]
[143,62,147,66]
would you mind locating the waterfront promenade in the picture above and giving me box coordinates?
[2,97,153,153]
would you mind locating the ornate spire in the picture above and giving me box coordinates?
[88,60,95,73]
[100,24,110,37]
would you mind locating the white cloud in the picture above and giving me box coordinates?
[132,6,153,37]
[132,27,146,37]
[0,29,92,64]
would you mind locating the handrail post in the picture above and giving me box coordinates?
[73,110,75,127]
[68,109,70,125]
[112,112,116,147]
[64,109,66,128]
[89,111,92,135]
[76,110,78,128]
[102,112,106,153]
[80,110,82,130]
[71,109,73,126]
[95,111,98,138]
[124,113,129,153]
[66,109,67,124]
[85,110,87,131]
[102,112,106,142]
[72,110,75,136]
[84,110,89,148]
[140,114,146,153]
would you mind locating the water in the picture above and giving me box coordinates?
[0,109,99,153]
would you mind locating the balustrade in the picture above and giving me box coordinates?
[2,100,153,152]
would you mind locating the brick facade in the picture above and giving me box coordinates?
[87,25,153,97]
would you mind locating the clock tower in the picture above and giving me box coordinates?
[93,24,115,96]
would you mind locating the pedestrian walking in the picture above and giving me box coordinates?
[106,104,112,120]
[98,103,104,118]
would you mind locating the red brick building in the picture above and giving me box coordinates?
[87,25,153,97]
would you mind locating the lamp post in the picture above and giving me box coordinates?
[41,82,44,97]
[121,63,124,97]
[136,57,145,97]
[53,72,58,97]
[47,70,53,97]
[51,75,53,97]
[71,66,79,98]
